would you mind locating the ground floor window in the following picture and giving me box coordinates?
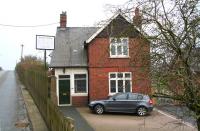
[74,74,87,93]
[109,72,132,94]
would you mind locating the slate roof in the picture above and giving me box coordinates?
[49,12,137,68]
[49,27,99,67]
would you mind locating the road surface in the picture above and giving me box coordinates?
[0,71,30,131]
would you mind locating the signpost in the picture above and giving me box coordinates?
[36,35,55,69]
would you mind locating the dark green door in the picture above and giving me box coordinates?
[59,75,70,105]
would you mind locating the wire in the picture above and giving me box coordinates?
[0,22,59,28]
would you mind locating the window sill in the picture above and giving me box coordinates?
[109,56,130,59]
[108,93,117,96]
[72,93,88,96]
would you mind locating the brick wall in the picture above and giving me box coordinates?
[88,38,150,68]
[72,96,88,106]
[88,37,151,101]
[88,67,151,101]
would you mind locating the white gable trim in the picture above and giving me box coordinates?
[86,12,126,44]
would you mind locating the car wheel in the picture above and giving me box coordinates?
[137,106,147,116]
[94,104,104,114]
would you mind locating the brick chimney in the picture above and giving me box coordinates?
[133,7,142,29]
[60,11,66,28]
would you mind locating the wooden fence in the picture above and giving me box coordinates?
[16,64,75,131]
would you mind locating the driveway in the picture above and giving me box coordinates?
[156,104,196,126]
[77,107,197,131]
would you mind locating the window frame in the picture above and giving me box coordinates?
[74,74,87,94]
[109,72,132,95]
[109,37,129,58]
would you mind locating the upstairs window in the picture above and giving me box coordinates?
[110,38,129,58]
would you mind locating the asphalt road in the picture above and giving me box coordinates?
[0,71,30,131]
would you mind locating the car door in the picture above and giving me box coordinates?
[106,93,129,112]
[126,93,140,112]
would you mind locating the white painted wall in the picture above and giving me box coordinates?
[55,68,88,105]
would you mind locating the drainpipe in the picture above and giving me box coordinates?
[85,41,90,104]
[87,66,90,104]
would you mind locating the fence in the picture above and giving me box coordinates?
[16,64,75,131]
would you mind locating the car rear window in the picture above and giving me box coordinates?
[143,95,150,100]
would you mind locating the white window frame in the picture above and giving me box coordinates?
[74,74,87,94]
[110,37,129,58]
[109,72,132,95]
[73,73,88,96]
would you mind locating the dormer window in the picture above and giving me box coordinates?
[110,38,129,58]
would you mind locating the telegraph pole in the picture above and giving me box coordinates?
[21,44,24,61]
[44,50,47,69]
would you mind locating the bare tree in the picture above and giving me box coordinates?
[109,0,200,130]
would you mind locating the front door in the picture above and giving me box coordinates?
[59,75,70,105]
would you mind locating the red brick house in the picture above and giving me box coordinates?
[49,11,151,106]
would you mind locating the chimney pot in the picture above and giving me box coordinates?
[60,11,66,28]
[133,7,142,29]
[135,7,140,16]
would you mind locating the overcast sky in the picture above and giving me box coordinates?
[0,0,127,70]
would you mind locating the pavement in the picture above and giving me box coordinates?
[0,71,31,131]
[17,74,49,131]
[59,106,94,131]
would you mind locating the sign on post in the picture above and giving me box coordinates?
[36,35,55,50]
[36,35,55,69]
